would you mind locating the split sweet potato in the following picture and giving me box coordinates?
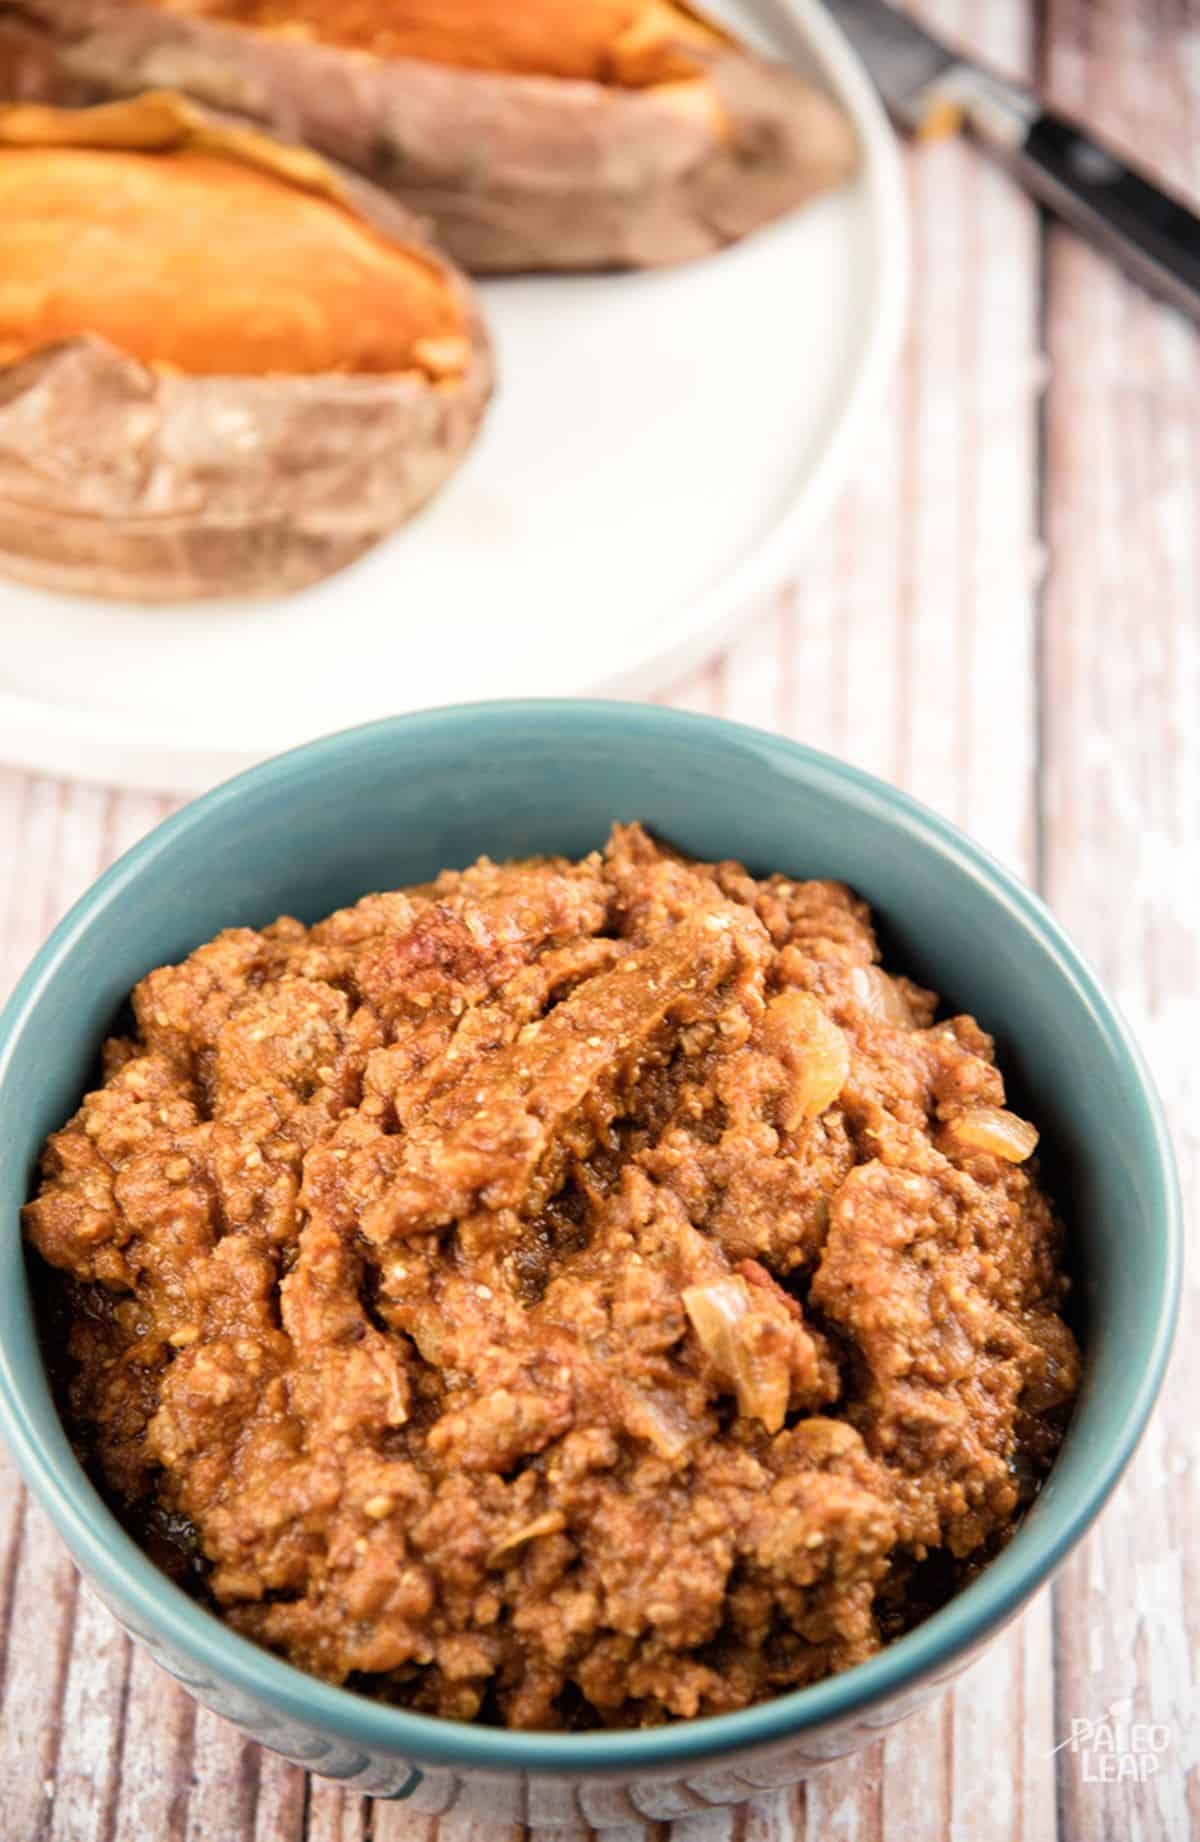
[0,15,87,98]
[0,91,493,600]
[2,0,859,271]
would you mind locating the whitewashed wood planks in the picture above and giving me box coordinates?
[1038,2,1200,1838]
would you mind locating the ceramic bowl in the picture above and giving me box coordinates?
[0,702,1180,1826]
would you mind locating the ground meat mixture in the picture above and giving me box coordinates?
[24,825,1080,1730]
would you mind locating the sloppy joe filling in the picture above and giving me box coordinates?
[25,825,1079,1729]
[0,145,466,376]
[153,0,725,86]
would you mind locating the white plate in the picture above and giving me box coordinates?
[0,0,907,794]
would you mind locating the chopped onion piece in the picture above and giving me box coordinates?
[488,1510,566,1567]
[682,1278,745,1370]
[762,990,850,1125]
[682,1278,791,1433]
[945,1105,1038,1162]
[620,1384,698,1459]
[850,965,915,1027]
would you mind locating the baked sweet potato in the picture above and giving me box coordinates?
[0,16,87,98]
[1,0,859,272]
[0,91,492,600]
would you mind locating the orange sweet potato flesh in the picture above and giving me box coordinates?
[155,0,726,86]
[0,140,466,376]
[0,94,493,600]
[6,0,858,272]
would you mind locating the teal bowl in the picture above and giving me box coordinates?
[0,702,1180,1825]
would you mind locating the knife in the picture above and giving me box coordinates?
[827,0,1200,322]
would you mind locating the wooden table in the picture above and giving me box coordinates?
[1,2,1196,1837]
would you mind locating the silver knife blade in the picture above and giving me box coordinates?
[825,0,1200,320]
[827,0,1038,143]
[824,0,973,132]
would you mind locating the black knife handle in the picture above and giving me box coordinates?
[1013,113,1200,320]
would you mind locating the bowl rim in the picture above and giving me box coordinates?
[0,699,1182,1777]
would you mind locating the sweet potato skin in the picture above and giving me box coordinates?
[0,14,89,99]
[0,335,491,600]
[2,0,859,272]
[0,96,493,601]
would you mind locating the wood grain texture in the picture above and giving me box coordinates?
[0,0,1196,1836]
[1038,2,1200,1838]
